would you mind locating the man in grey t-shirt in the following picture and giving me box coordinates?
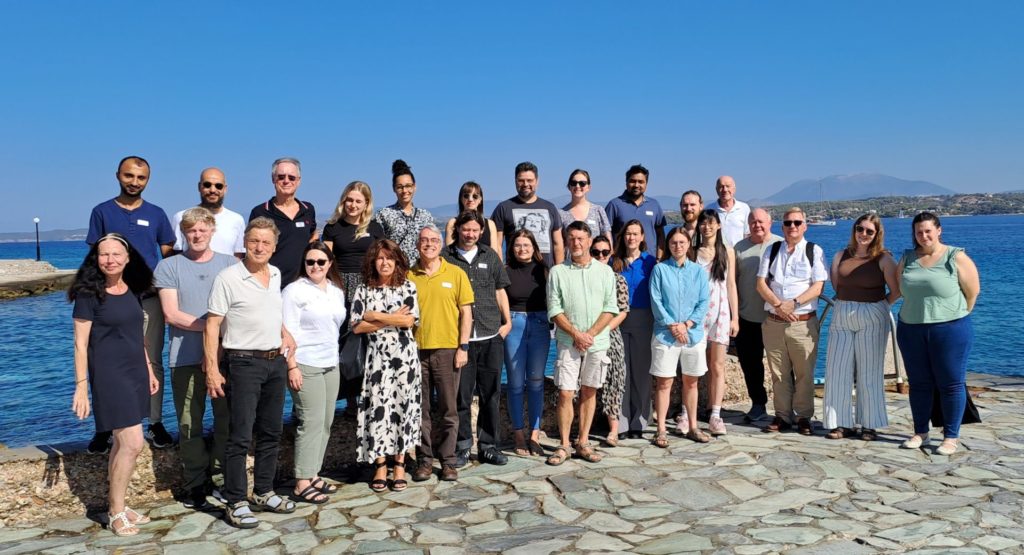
[154,207,237,509]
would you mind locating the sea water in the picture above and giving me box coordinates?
[1,214,1020,447]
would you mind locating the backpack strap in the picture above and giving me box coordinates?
[767,241,816,286]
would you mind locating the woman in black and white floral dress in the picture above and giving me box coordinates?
[351,239,421,493]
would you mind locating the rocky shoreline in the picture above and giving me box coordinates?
[0,260,75,299]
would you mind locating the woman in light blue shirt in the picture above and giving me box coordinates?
[649,227,710,446]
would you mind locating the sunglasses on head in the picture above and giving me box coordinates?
[855,225,876,236]
[590,248,611,257]
[783,220,804,227]
[569,180,589,188]
[200,181,225,190]
[304,259,328,267]
[275,174,298,182]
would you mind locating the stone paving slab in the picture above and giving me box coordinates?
[5,387,1024,553]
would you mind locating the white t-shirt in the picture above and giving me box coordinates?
[282,277,347,367]
[172,207,246,256]
[208,262,283,350]
[756,239,829,315]
[707,199,751,247]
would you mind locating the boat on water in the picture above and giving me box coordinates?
[808,180,837,226]
[806,217,837,226]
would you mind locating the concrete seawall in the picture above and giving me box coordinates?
[0,260,75,299]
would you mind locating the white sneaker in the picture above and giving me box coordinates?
[709,416,727,436]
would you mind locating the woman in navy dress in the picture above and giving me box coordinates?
[69,233,159,536]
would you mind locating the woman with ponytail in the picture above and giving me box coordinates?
[374,160,435,266]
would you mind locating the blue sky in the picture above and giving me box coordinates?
[2,2,1022,232]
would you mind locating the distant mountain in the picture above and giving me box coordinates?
[427,194,682,218]
[763,174,957,205]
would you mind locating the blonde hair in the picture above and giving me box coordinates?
[179,207,216,232]
[327,181,375,238]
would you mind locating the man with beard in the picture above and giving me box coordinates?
[171,168,246,258]
[86,156,176,452]
[249,157,317,286]
[605,164,666,258]
[677,190,704,239]
[492,161,564,266]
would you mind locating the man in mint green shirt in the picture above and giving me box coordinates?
[546,221,619,465]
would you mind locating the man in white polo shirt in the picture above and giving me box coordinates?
[756,207,828,436]
[707,175,751,247]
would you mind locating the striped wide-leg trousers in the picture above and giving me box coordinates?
[823,300,891,430]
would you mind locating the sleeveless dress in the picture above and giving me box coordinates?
[601,274,630,418]
[697,253,731,345]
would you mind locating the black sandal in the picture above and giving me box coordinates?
[860,429,877,441]
[370,461,388,493]
[290,484,328,505]
[310,477,337,494]
[528,440,545,457]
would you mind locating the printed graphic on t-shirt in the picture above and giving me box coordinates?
[512,208,552,253]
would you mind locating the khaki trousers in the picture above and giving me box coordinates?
[762,316,819,422]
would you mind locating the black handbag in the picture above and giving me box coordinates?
[339,331,368,382]
[930,385,982,427]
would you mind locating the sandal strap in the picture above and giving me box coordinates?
[253,491,296,513]
[124,506,151,524]
[108,511,138,535]
[229,502,259,525]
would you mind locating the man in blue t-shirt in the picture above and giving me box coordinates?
[85,156,176,453]
[605,164,666,258]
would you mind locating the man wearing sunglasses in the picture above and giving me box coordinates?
[249,157,317,286]
[171,168,246,258]
[755,208,828,436]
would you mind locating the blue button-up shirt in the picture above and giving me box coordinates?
[619,251,657,309]
[649,259,710,347]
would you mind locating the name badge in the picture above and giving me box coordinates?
[645,210,654,216]
[137,219,150,226]
[295,222,305,228]
[442,282,453,289]
[477,263,488,269]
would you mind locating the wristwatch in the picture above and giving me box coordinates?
[458,343,470,351]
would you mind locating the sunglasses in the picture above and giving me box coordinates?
[200,181,225,190]
[304,259,328,267]
[590,248,611,257]
[855,225,876,236]
[275,174,298,182]
[782,220,804,227]
[462,193,480,200]
[569,180,590,188]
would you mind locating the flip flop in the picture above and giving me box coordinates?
[290,484,328,505]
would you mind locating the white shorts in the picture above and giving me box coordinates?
[554,345,609,391]
[650,337,708,378]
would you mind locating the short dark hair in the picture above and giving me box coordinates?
[626,164,649,180]
[681,190,702,203]
[566,220,592,237]
[911,211,941,248]
[454,209,485,231]
[515,161,538,179]
[117,156,149,173]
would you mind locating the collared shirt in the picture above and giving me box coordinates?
[443,243,510,339]
[374,204,435,266]
[619,251,658,309]
[605,194,666,257]
[409,258,475,349]
[208,262,284,350]
[86,199,175,270]
[249,197,317,286]
[757,238,829,315]
[734,233,782,323]
[706,199,752,247]
[171,207,246,256]
[547,259,619,352]
[154,252,238,367]
[650,259,711,347]
[282,277,347,367]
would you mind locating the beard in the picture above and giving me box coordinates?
[201,197,224,210]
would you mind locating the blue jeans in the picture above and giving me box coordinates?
[503,312,550,431]
[897,315,973,439]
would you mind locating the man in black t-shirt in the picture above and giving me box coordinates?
[491,161,564,267]
[248,157,316,285]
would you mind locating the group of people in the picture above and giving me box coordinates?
[69,155,979,535]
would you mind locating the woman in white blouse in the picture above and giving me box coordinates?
[282,241,347,504]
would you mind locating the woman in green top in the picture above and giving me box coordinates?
[896,212,980,456]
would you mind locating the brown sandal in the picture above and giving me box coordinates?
[686,429,711,443]
[603,433,619,448]
[575,443,603,463]
[546,446,570,466]
[653,432,669,449]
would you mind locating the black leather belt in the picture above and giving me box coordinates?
[225,348,281,360]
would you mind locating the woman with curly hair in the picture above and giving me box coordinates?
[69,233,159,536]
[351,239,421,492]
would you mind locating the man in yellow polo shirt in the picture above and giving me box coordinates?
[408,225,473,482]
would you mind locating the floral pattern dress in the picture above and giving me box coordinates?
[697,253,731,345]
[373,204,435,266]
[350,280,422,462]
[601,274,630,417]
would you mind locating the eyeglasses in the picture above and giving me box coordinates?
[304,259,328,267]
[461,193,480,200]
[200,181,225,190]
[275,174,298,182]
[590,248,611,257]
[855,225,876,236]
[782,220,804,227]
[569,180,590,188]
[395,184,415,191]
[419,237,441,245]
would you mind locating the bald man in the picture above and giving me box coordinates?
[733,208,781,422]
[171,168,246,258]
[706,176,751,247]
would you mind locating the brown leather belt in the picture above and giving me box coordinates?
[225,348,281,359]
[768,313,814,323]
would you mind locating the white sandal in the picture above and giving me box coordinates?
[108,511,139,536]
[125,506,151,524]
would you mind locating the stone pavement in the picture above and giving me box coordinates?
[2,375,1023,554]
